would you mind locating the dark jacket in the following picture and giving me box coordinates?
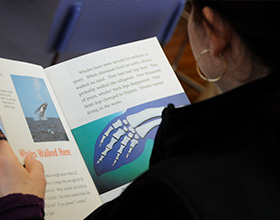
[86,74,280,220]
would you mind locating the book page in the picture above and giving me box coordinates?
[46,37,190,201]
[0,58,102,219]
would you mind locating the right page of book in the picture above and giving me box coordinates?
[45,37,190,202]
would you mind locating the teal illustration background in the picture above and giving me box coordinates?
[72,112,154,194]
[71,93,189,194]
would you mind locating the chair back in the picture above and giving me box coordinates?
[47,0,186,54]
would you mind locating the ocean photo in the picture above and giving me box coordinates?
[26,117,68,142]
[11,75,69,142]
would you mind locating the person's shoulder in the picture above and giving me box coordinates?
[141,152,280,219]
[146,154,224,181]
[147,149,280,181]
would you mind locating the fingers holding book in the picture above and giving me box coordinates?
[0,140,46,199]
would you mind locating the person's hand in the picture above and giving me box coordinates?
[0,140,46,199]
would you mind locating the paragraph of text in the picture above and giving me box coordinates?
[72,53,165,115]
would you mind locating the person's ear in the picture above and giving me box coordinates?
[202,7,231,57]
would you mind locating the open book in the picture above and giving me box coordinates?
[0,38,190,219]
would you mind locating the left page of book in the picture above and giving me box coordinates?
[0,58,102,220]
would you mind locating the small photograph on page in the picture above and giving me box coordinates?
[11,75,69,142]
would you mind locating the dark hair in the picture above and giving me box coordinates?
[191,0,279,73]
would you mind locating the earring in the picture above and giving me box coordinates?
[196,49,227,83]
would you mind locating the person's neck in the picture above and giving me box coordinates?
[215,66,271,93]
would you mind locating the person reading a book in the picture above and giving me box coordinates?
[1,0,280,219]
